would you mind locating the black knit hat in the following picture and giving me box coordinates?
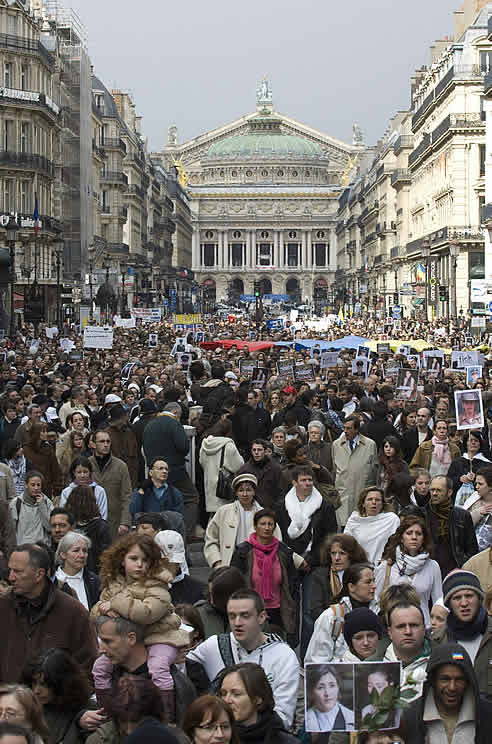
[342,607,383,646]
[442,569,484,607]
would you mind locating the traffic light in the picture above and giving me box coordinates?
[393,293,398,305]
[254,281,260,298]
[439,285,448,302]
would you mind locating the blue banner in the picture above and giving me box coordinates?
[240,294,256,302]
[266,318,284,330]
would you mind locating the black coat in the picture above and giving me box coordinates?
[77,517,111,573]
[249,406,272,440]
[83,567,101,609]
[424,504,479,568]
[236,457,283,508]
[169,575,205,606]
[401,426,432,463]
[360,417,399,451]
[274,495,337,567]
[447,455,491,495]
[272,402,310,430]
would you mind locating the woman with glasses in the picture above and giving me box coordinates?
[219,663,298,744]
[204,474,282,568]
[0,686,47,744]
[182,695,238,744]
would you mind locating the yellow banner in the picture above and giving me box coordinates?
[173,313,202,324]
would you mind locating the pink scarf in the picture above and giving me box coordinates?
[432,435,452,465]
[248,533,279,602]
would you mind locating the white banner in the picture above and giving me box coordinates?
[131,308,162,323]
[114,316,136,328]
[83,326,113,349]
[60,338,75,352]
[45,327,58,339]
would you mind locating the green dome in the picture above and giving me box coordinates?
[206,133,323,160]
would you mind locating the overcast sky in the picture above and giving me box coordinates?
[67,0,458,151]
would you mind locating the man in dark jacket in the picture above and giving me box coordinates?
[130,459,184,522]
[1,543,97,682]
[360,402,399,451]
[398,642,492,744]
[401,406,432,463]
[143,403,198,537]
[272,386,310,430]
[247,390,271,440]
[440,569,492,699]
[427,476,478,576]
[198,365,233,414]
[236,440,283,508]
[131,399,157,485]
[105,404,139,488]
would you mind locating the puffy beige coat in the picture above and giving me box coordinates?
[91,570,189,647]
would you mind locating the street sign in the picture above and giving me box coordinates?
[392,305,401,319]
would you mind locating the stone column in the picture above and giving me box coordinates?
[306,231,312,268]
[273,230,279,267]
[329,230,336,269]
[245,232,250,268]
[223,231,228,269]
[192,231,198,271]
[251,230,256,268]
[301,231,307,268]
[278,231,284,268]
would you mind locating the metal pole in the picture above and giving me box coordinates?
[56,254,61,330]
[9,239,15,339]
[89,258,93,321]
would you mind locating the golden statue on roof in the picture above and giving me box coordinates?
[173,159,189,189]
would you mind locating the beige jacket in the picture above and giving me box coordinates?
[463,547,492,593]
[332,433,378,526]
[204,499,303,569]
[91,571,189,647]
[89,454,132,539]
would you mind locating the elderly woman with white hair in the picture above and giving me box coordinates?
[306,419,333,476]
[55,531,100,610]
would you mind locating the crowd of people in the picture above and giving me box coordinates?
[0,312,492,744]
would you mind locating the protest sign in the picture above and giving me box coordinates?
[60,338,75,352]
[276,360,294,378]
[395,368,418,401]
[83,326,113,350]
[148,333,158,348]
[320,352,339,369]
[451,350,479,370]
[295,363,315,381]
[239,359,256,378]
[304,661,402,733]
[45,327,58,339]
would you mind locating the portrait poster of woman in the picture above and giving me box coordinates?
[354,661,401,732]
[304,663,355,733]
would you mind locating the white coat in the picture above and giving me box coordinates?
[199,435,244,513]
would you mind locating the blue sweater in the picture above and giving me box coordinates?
[130,480,184,521]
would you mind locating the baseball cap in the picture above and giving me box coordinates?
[282,385,297,395]
[104,393,122,404]
[154,530,189,575]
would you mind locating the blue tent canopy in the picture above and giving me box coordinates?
[273,335,370,351]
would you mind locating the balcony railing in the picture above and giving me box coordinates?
[408,133,431,167]
[413,65,483,130]
[101,137,126,152]
[127,184,145,200]
[448,226,484,241]
[393,135,414,153]
[100,171,127,185]
[126,153,145,169]
[0,86,60,116]
[101,206,128,218]
[391,168,411,186]
[0,33,54,67]
[0,151,54,176]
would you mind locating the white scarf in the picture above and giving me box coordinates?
[285,485,323,539]
[394,546,429,577]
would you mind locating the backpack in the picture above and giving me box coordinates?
[209,633,235,692]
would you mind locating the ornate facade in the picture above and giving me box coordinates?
[154,81,358,307]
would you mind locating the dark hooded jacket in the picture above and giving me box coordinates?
[398,642,492,744]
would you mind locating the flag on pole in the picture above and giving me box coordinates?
[33,193,39,235]
[416,262,425,283]
[338,307,344,323]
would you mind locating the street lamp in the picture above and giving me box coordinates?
[120,261,128,316]
[421,240,430,320]
[6,221,17,339]
[51,238,63,331]
[448,240,459,319]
